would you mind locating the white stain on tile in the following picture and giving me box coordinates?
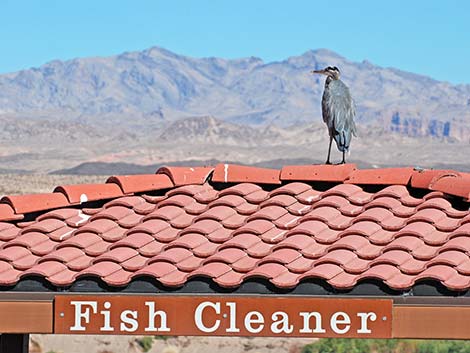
[75,210,91,226]
[224,164,229,183]
[79,194,88,204]
[59,229,75,241]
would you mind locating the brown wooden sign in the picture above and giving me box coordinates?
[54,295,392,338]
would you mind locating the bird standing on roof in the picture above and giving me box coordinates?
[311,66,357,164]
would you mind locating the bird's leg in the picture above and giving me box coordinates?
[341,150,346,164]
[325,137,333,165]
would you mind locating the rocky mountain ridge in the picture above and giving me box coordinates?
[0,46,469,172]
[1,46,469,138]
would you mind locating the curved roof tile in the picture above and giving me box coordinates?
[0,163,469,293]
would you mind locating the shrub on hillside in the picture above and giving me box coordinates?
[302,339,470,353]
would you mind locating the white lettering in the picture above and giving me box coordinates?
[270,311,293,334]
[299,312,326,333]
[226,302,240,333]
[145,302,170,332]
[330,312,351,334]
[120,310,139,332]
[357,312,377,334]
[194,301,221,333]
[100,301,114,331]
[244,311,264,333]
[65,298,383,336]
[70,301,98,331]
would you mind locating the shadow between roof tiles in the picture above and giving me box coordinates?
[207,180,468,211]
[5,178,469,224]
[9,189,172,224]
[3,276,469,297]
[211,181,356,193]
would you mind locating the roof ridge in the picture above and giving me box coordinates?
[0,164,469,222]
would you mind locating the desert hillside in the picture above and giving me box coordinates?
[0,47,469,173]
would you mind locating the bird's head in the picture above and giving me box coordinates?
[311,66,340,80]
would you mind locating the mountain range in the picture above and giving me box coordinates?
[0,46,469,173]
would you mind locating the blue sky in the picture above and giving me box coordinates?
[1,0,469,83]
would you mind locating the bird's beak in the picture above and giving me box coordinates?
[311,69,326,75]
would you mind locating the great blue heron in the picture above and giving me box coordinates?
[311,66,357,164]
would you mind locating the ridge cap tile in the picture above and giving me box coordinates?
[107,174,174,194]
[429,174,470,200]
[212,163,281,184]
[54,183,124,204]
[280,164,357,182]
[345,167,414,185]
[157,166,214,186]
[0,204,23,222]
[1,193,69,214]
[410,169,459,189]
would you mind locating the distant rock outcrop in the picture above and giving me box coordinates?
[158,116,282,146]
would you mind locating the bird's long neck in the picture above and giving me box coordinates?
[325,75,340,85]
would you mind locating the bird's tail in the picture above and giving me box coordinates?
[334,131,350,152]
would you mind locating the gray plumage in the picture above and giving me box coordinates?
[312,66,357,164]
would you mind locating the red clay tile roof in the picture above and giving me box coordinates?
[0,164,470,294]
